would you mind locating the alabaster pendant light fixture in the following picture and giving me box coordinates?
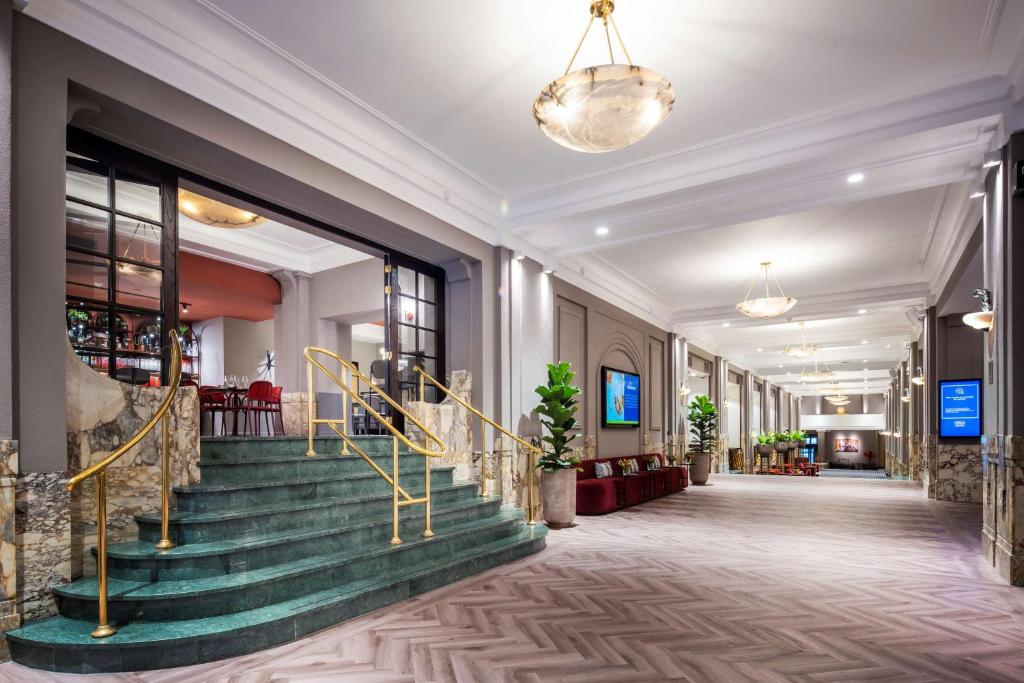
[783,321,819,359]
[736,261,797,319]
[178,189,267,229]
[533,1,675,153]
[963,287,994,331]
[799,357,834,383]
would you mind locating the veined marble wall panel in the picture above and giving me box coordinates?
[65,342,200,577]
[933,443,982,503]
[14,471,69,622]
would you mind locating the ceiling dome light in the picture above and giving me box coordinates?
[178,189,267,229]
[783,321,819,359]
[533,1,674,153]
[736,261,797,318]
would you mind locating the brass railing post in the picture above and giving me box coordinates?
[526,446,536,526]
[419,371,425,402]
[479,447,488,497]
[155,413,175,550]
[390,436,401,545]
[306,361,316,456]
[92,471,116,638]
[422,453,433,538]
[340,366,350,455]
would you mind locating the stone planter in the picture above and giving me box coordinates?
[756,444,774,456]
[689,452,711,485]
[788,440,799,451]
[774,442,791,454]
[540,468,577,528]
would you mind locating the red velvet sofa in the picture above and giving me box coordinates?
[576,454,687,515]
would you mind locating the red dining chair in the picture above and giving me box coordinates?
[198,386,229,436]
[243,380,273,436]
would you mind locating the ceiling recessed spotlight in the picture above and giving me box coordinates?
[970,191,985,199]
[885,343,891,349]
[860,340,869,345]
[595,226,609,236]
[778,364,783,368]
[513,251,525,261]
[857,308,867,315]
[847,172,865,184]
[543,268,554,275]
[721,322,731,327]
[756,347,763,352]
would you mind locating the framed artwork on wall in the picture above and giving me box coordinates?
[834,438,860,453]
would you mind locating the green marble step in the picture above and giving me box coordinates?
[199,452,429,485]
[115,495,501,581]
[55,511,524,622]
[174,466,454,512]
[200,435,403,461]
[7,525,547,673]
[137,481,481,545]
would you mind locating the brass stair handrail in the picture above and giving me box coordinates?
[67,331,182,638]
[413,366,538,525]
[304,346,447,546]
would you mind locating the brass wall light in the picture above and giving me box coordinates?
[963,288,994,331]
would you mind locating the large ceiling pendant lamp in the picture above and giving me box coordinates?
[783,321,819,359]
[736,261,797,319]
[799,358,834,384]
[533,1,675,153]
[178,189,267,229]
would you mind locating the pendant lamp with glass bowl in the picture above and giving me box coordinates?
[736,261,797,318]
[178,189,267,229]
[799,357,834,383]
[783,321,819,359]
[962,287,994,331]
[533,1,675,153]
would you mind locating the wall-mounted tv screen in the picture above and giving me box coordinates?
[602,366,640,428]
[938,379,982,438]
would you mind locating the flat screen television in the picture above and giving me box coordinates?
[602,366,640,428]
[938,378,982,438]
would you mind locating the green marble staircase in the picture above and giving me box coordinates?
[6,436,546,673]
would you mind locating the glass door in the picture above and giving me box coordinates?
[385,257,445,428]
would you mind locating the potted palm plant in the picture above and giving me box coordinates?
[687,395,718,485]
[535,361,581,528]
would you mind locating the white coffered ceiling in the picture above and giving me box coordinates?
[26,0,1024,391]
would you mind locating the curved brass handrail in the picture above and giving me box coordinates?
[68,331,183,491]
[304,346,446,458]
[414,366,538,525]
[67,331,183,639]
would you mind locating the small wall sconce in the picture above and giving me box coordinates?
[963,288,994,331]
[911,367,925,386]
[900,387,911,403]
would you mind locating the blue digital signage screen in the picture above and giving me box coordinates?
[938,379,982,438]
[602,367,640,427]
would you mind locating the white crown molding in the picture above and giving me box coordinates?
[553,253,674,331]
[23,0,505,242]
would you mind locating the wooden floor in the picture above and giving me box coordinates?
[5,475,1024,682]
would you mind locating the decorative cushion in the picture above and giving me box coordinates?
[594,461,614,478]
[645,455,661,471]
[619,458,640,475]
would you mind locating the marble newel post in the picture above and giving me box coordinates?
[404,370,474,483]
[0,440,18,658]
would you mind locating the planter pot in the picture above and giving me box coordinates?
[689,452,711,485]
[756,444,774,456]
[774,442,790,454]
[788,441,799,451]
[540,468,577,528]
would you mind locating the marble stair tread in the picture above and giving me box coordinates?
[198,453,423,467]
[137,481,481,526]
[57,510,525,603]
[173,466,453,494]
[115,496,502,560]
[8,525,547,649]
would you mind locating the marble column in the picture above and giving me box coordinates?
[0,440,17,659]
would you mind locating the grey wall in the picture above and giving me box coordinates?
[310,258,383,324]
[933,314,984,441]
[553,278,671,458]
[0,0,11,439]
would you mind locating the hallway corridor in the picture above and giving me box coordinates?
[4,476,1019,682]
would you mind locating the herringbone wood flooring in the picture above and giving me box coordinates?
[5,476,1023,682]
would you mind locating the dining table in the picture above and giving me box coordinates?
[219,386,248,436]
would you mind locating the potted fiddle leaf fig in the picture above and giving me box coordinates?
[687,395,718,485]
[535,361,581,528]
